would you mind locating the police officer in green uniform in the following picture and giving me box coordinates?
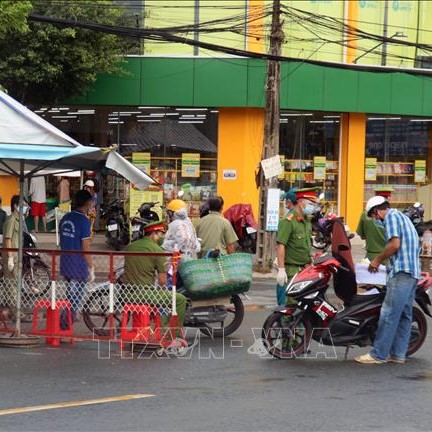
[123,220,187,325]
[276,188,319,305]
[356,187,393,262]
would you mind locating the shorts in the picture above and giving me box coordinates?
[31,201,46,217]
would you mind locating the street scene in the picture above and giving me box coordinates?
[1,1,432,432]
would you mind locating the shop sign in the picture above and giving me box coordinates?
[415,160,426,183]
[129,187,163,219]
[223,169,237,180]
[266,188,280,231]
[132,152,151,174]
[313,156,326,180]
[261,155,283,179]
[182,153,200,178]
[365,157,377,181]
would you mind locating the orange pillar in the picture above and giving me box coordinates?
[339,113,366,230]
[247,0,265,53]
[345,0,359,64]
[0,176,19,210]
[217,108,264,217]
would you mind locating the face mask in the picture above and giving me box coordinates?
[303,203,316,215]
[14,204,28,214]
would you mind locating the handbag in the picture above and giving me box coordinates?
[178,253,253,299]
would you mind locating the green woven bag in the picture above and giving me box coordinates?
[178,253,253,299]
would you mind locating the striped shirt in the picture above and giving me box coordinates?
[384,208,420,280]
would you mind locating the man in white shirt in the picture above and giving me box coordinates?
[29,176,47,233]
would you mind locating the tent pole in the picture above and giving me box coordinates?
[15,161,25,335]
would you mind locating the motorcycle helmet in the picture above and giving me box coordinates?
[166,199,187,212]
[366,195,387,217]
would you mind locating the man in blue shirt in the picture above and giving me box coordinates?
[355,196,420,365]
[59,189,95,329]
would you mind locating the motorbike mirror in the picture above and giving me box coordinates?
[177,190,185,198]
[414,202,421,208]
[318,193,325,201]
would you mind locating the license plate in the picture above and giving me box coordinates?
[246,226,257,234]
[132,225,140,232]
[107,223,118,232]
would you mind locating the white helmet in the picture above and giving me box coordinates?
[366,195,386,216]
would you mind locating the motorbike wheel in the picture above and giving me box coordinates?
[261,310,312,359]
[406,307,427,357]
[82,290,121,337]
[199,294,244,338]
[107,235,121,251]
[22,263,51,297]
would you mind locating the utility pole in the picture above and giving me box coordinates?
[256,0,284,271]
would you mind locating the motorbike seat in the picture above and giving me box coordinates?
[346,292,384,307]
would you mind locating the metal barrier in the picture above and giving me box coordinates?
[0,247,184,348]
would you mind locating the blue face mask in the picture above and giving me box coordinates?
[303,203,316,215]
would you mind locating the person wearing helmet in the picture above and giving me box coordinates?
[162,199,201,260]
[355,196,420,365]
[356,188,393,262]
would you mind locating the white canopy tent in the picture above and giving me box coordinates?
[0,89,155,336]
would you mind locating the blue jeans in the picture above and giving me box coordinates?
[371,272,417,361]
[276,283,286,306]
[60,279,86,330]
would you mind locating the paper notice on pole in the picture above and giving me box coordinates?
[266,188,281,231]
[261,155,283,179]
[355,263,387,286]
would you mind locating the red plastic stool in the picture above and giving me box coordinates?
[32,300,74,346]
[120,304,162,348]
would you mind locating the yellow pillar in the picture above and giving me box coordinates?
[217,108,264,216]
[0,176,19,210]
[345,0,358,64]
[247,0,264,53]
[339,113,366,230]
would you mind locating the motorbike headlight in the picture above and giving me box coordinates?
[286,279,315,294]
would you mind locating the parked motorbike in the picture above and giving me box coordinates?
[0,231,51,298]
[403,202,432,237]
[223,204,258,254]
[102,199,130,250]
[261,218,432,359]
[131,202,160,241]
[82,264,247,339]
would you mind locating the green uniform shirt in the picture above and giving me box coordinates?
[356,211,386,260]
[3,213,19,248]
[123,237,167,287]
[277,209,312,272]
[196,211,238,254]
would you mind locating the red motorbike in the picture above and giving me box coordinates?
[224,204,258,254]
[262,218,432,359]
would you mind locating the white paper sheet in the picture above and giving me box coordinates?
[355,263,387,286]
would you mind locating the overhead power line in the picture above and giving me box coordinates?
[27,13,432,77]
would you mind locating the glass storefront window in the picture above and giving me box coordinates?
[365,115,432,206]
[279,111,340,205]
[34,105,218,217]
